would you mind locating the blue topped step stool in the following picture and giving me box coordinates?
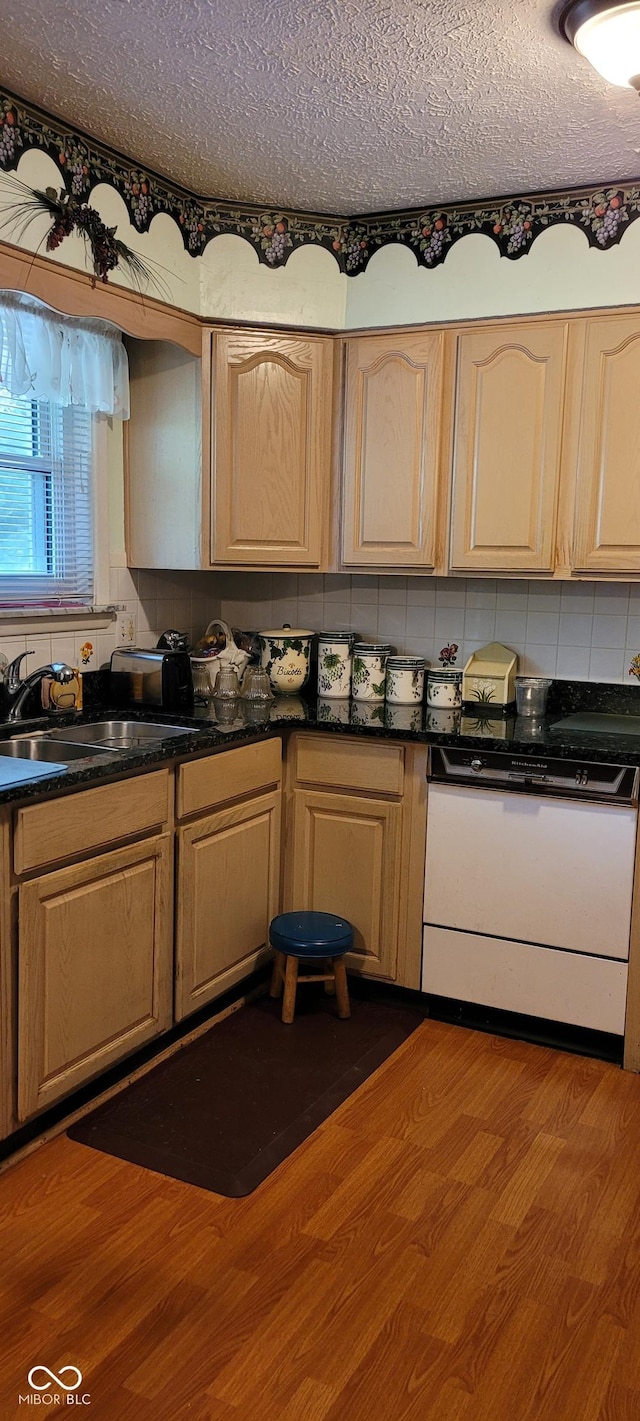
[269,910,354,1024]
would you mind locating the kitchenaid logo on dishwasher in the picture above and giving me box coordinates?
[511,759,549,770]
[18,1366,91,1406]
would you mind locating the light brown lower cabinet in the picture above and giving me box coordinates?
[175,789,281,1021]
[289,788,403,981]
[285,734,427,989]
[0,809,12,1140]
[17,833,173,1121]
[8,730,425,1133]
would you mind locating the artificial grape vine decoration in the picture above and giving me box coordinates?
[0,175,165,291]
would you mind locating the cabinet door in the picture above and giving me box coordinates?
[18,834,173,1121]
[0,810,13,1140]
[573,316,640,572]
[211,330,333,567]
[289,789,402,981]
[342,331,445,568]
[175,790,281,1020]
[450,322,568,572]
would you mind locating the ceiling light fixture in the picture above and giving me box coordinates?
[561,0,640,90]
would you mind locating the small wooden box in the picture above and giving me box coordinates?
[462,642,518,710]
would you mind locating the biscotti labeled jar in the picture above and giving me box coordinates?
[317,631,357,699]
[426,667,463,708]
[351,643,391,702]
[259,626,313,695]
[386,656,426,705]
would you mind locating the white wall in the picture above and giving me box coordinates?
[6,149,640,334]
[345,220,640,329]
[0,154,347,328]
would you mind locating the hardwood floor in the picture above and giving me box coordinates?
[1,1017,640,1419]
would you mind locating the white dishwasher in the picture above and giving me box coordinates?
[422,747,639,1035]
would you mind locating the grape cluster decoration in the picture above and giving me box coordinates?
[0,103,20,165]
[411,214,449,265]
[581,192,628,248]
[58,140,91,199]
[178,206,207,253]
[250,215,293,265]
[123,171,153,229]
[490,205,534,255]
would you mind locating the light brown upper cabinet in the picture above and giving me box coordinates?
[573,316,640,574]
[210,329,334,567]
[449,321,569,573]
[126,326,334,571]
[341,330,448,569]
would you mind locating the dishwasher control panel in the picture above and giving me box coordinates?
[429,747,639,803]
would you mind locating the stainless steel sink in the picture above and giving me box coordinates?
[0,738,115,763]
[46,719,199,750]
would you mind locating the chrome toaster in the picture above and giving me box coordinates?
[110,648,193,712]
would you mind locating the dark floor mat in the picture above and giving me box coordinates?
[68,992,423,1196]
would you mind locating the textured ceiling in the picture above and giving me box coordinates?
[1,0,640,215]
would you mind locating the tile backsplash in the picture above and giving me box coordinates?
[4,569,640,687]
[215,572,640,685]
[0,568,220,674]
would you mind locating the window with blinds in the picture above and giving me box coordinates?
[0,389,93,607]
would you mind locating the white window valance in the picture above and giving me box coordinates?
[0,291,130,418]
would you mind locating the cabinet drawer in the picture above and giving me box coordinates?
[177,737,282,819]
[292,734,404,796]
[14,769,171,875]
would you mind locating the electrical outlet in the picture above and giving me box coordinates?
[117,611,137,645]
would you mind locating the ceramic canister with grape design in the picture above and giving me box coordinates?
[259,626,314,695]
[426,667,463,708]
[316,630,358,699]
[385,656,427,705]
[351,643,392,702]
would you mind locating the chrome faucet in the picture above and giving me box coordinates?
[5,651,76,720]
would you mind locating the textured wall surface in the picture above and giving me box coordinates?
[1,0,640,215]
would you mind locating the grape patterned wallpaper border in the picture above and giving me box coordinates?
[1,85,639,277]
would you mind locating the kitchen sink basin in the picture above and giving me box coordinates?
[46,719,200,749]
[0,738,115,763]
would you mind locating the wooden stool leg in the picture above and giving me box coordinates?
[333,957,351,1020]
[324,957,336,994]
[269,950,285,999]
[282,956,299,1024]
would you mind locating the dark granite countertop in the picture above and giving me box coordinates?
[2,678,640,808]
